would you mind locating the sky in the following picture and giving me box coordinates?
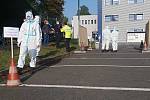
[64,0,98,23]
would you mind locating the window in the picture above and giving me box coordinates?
[129,14,143,21]
[105,0,119,5]
[105,0,112,5]
[128,0,135,4]
[91,20,94,24]
[134,28,144,32]
[94,20,97,24]
[88,20,90,24]
[105,15,119,22]
[113,0,119,5]
[85,20,87,24]
[105,15,111,22]
[136,14,143,20]
[128,28,144,32]
[129,14,135,21]
[112,15,119,21]
[81,20,84,25]
[137,0,144,3]
[128,0,144,4]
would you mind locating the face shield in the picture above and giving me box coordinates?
[26,11,33,21]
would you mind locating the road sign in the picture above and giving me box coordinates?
[3,27,19,38]
[127,32,145,42]
[3,27,19,59]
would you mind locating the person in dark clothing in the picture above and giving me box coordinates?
[54,21,62,48]
[42,19,51,46]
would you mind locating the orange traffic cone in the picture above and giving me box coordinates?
[143,41,148,51]
[7,58,21,86]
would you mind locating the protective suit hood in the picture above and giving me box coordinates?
[26,11,33,21]
[34,15,41,23]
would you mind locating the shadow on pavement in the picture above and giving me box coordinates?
[20,55,65,82]
[0,54,67,84]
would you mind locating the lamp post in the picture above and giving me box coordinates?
[98,0,102,43]
[78,0,80,22]
[78,0,80,46]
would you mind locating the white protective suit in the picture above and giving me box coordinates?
[34,15,42,56]
[111,27,119,51]
[101,26,111,51]
[17,11,41,68]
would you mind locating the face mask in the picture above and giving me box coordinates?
[26,11,33,21]
[26,16,31,20]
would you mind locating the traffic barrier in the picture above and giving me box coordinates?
[7,58,21,86]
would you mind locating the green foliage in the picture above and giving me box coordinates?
[0,39,78,71]
[26,0,64,21]
[76,5,91,15]
[62,16,68,23]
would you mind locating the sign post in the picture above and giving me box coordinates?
[3,27,19,59]
[10,37,13,59]
[4,27,21,86]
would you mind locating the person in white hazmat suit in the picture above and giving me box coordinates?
[101,26,111,52]
[17,11,41,69]
[34,15,42,56]
[111,27,119,52]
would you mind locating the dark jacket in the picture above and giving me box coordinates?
[42,24,51,34]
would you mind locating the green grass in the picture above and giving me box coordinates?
[0,39,78,71]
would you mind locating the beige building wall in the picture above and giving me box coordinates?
[72,15,98,39]
[146,21,150,48]
[102,0,150,42]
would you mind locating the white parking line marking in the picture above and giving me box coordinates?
[1,84,150,92]
[51,65,150,68]
[75,53,143,55]
[65,58,150,60]
[0,84,6,86]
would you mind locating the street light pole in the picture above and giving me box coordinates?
[98,0,102,43]
[78,0,80,22]
[78,0,80,46]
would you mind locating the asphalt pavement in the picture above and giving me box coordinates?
[1,44,150,100]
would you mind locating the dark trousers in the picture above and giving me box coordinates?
[56,32,61,48]
[65,38,71,52]
[43,33,49,46]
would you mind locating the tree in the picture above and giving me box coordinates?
[63,16,68,23]
[0,0,65,35]
[76,5,91,15]
[26,0,64,21]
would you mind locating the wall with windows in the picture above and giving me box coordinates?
[72,15,98,39]
[102,0,150,42]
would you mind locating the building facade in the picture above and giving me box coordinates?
[102,0,149,42]
[72,15,98,39]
